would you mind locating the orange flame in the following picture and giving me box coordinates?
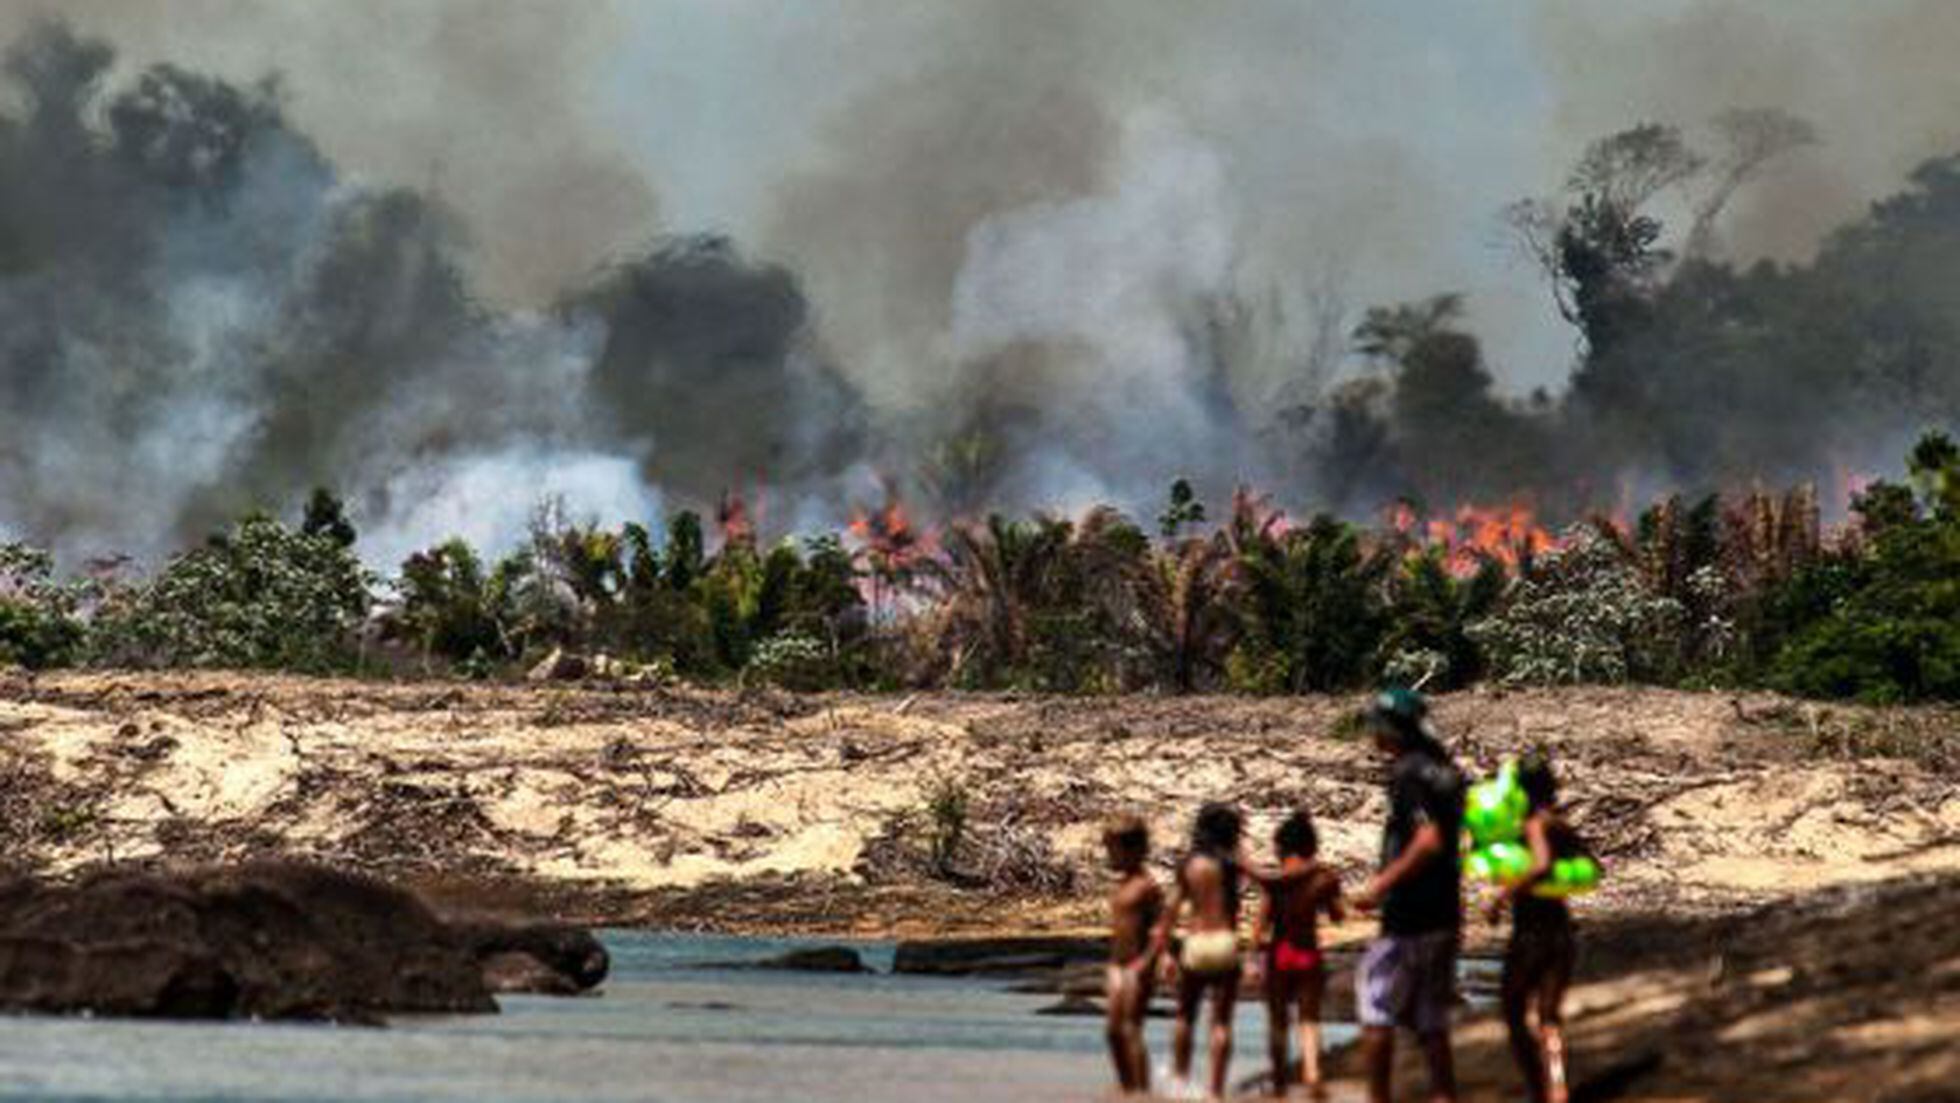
[1405,501,1559,576]
[849,491,935,575]
[716,490,755,548]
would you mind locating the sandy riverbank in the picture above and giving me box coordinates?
[1,671,1955,941]
[1,670,1956,1098]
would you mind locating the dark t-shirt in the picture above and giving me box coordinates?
[1379,751,1466,936]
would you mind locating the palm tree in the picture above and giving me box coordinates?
[1138,532,1240,691]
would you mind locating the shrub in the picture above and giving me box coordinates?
[1769,438,1960,702]
[925,777,970,875]
[0,544,85,669]
[1470,525,1685,685]
[393,539,519,668]
[744,630,833,691]
[94,514,373,670]
[1378,549,1504,690]
[1230,511,1390,692]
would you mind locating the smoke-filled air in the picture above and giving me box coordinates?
[2,1,1958,566]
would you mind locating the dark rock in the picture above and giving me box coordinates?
[892,936,1108,977]
[753,946,869,973]
[480,951,582,996]
[699,945,871,973]
[1004,962,1104,996]
[0,862,496,1022]
[447,916,610,994]
[1034,993,1104,1017]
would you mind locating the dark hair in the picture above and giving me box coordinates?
[1274,810,1317,858]
[1192,802,1242,856]
[1103,815,1149,855]
[1518,750,1558,811]
[1365,687,1445,759]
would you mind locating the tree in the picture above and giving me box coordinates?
[1157,478,1207,540]
[1507,123,1701,354]
[301,487,357,549]
[1227,500,1391,693]
[394,539,514,668]
[96,513,372,670]
[0,543,86,669]
[1683,108,1819,261]
[1379,550,1504,691]
[1770,434,1960,702]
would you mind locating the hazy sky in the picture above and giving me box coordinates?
[6,1,1958,394]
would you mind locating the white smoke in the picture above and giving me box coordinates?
[359,446,662,571]
[947,112,1249,507]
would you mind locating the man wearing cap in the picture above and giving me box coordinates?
[1351,687,1466,1103]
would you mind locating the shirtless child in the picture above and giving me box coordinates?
[1150,803,1247,1101]
[1251,810,1344,1099]
[1103,816,1164,1095]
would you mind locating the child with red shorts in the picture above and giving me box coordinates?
[1251,809,1344,1098]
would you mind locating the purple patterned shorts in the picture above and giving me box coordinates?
[1356,931,1458,1035]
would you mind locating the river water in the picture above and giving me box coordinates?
[0,932,1367,1102]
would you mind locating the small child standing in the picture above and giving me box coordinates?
[1483,752,1585,1103]
[1151,803,1248,1101]
[1103,815,1164,1096]
[1251,810,1344,1099]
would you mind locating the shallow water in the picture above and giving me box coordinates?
[0,933,1358,1103]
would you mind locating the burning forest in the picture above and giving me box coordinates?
[5,430,1959,707]
[0,9,1957,706]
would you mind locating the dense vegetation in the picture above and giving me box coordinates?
[4,434,1957,704]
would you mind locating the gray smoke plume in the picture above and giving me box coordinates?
[5,3,1960,564]
[0,21,838,563]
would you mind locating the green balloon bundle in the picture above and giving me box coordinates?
[1462,762,1599,898]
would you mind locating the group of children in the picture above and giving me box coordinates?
[1100,690,1585,1102]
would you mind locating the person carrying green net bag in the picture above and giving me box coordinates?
[1465,759,1600,897]
[1479,751,1599,1103]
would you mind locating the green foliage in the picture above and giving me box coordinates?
[745,631,833,691]
[1229,508,1390,693]
[394,539,519,669]
[1138,533,1239,691]
[1157,477,1206,539]
[1470,526,1685,686]
[96,514,372,670]
[11,435,1960,704]
[0,543,86,669]
[925,508,1151,691]
[1379,549,1504,690]
[924,777,970,875]
[300,488,357,549]
[1769,434,1960,703]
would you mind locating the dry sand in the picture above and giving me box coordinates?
[2,670,1956,1099]
[0,670,1954,939]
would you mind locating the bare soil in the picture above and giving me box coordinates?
[2,671,1953,936]
[0,671,1956,1096]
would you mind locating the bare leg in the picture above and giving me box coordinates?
[1173,970,1205,1089]
[1362,1025,1394,1103]
[1298,967,1326,1098]
[1106,967,1147,1093]
[1417,1030,1458,1103]
[1130,975,1156,1095]
[1501,958,1548,1103]
[1539,953,1574,1103]
[1106,969,1134,1092]
[1206,974,1240,1101]
[1265,973,1293,1096]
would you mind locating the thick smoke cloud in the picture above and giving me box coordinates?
[0,22,837,562]
[4,4,1960,565]
[0,0,658,307]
